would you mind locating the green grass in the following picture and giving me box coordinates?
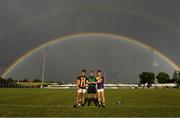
[0,88,180,117]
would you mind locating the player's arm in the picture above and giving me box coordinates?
[76,77,80,89]
[93,78,102,84]
[86,78,93,84]
[90,79,102,84]
[87,81,95,84]
[86,80,90,84]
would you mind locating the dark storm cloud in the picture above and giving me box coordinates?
[0,0,180,75]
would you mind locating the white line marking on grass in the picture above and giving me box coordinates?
[1,105,180,108]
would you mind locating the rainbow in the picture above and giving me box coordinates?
[2,32,179,78]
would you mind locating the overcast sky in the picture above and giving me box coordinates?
[4,34,176,83]
[0,0,180,81]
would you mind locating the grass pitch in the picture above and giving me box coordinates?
[0,88,180,117]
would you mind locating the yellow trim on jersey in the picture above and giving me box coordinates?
[96,76,101,81]
[79,77,86,88]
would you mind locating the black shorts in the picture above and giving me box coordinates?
[87,86,97,94]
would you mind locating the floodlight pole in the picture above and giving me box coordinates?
[41,48,47,88]
[152,48,157,86]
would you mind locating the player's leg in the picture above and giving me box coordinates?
[76,89,80,104]
[97,89,101,106]
[92,87,97,98]
[100,91,103,103]
[92,87,97,106]
[87,87,91,98]
[74,89,81,108]
[101,89,105,107]
[87,87,91,106]
[93,93,97,99]
[78,89,84,105]
[87,87,96,106]
[83,88,88,106]
[81,89,86,105]
[87,86,91,106]
[94,89,98,106]
[87,87,94,106]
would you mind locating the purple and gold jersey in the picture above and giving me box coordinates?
[96,76,104,89]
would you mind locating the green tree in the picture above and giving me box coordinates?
[23,79,29,82]
[176,79,180,87]
[139,72,155,87]
[173,71,180,87]
[7,78,15,83]
[0,78,7,83]
[156,72,170,83]
[33,79,41,82]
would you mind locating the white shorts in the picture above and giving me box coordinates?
[78,88,86,93]
[97,88,104,92]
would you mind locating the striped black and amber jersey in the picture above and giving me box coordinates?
[77,76,87,89]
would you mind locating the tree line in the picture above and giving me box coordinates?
[0,77,44,88]
[0,77,42,83]
[0,77,65,88]
[0,71,180,88]
[139,72,180,87]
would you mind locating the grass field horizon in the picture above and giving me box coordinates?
[0,88,180,117]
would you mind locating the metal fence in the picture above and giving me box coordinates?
[0,83,41,88]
